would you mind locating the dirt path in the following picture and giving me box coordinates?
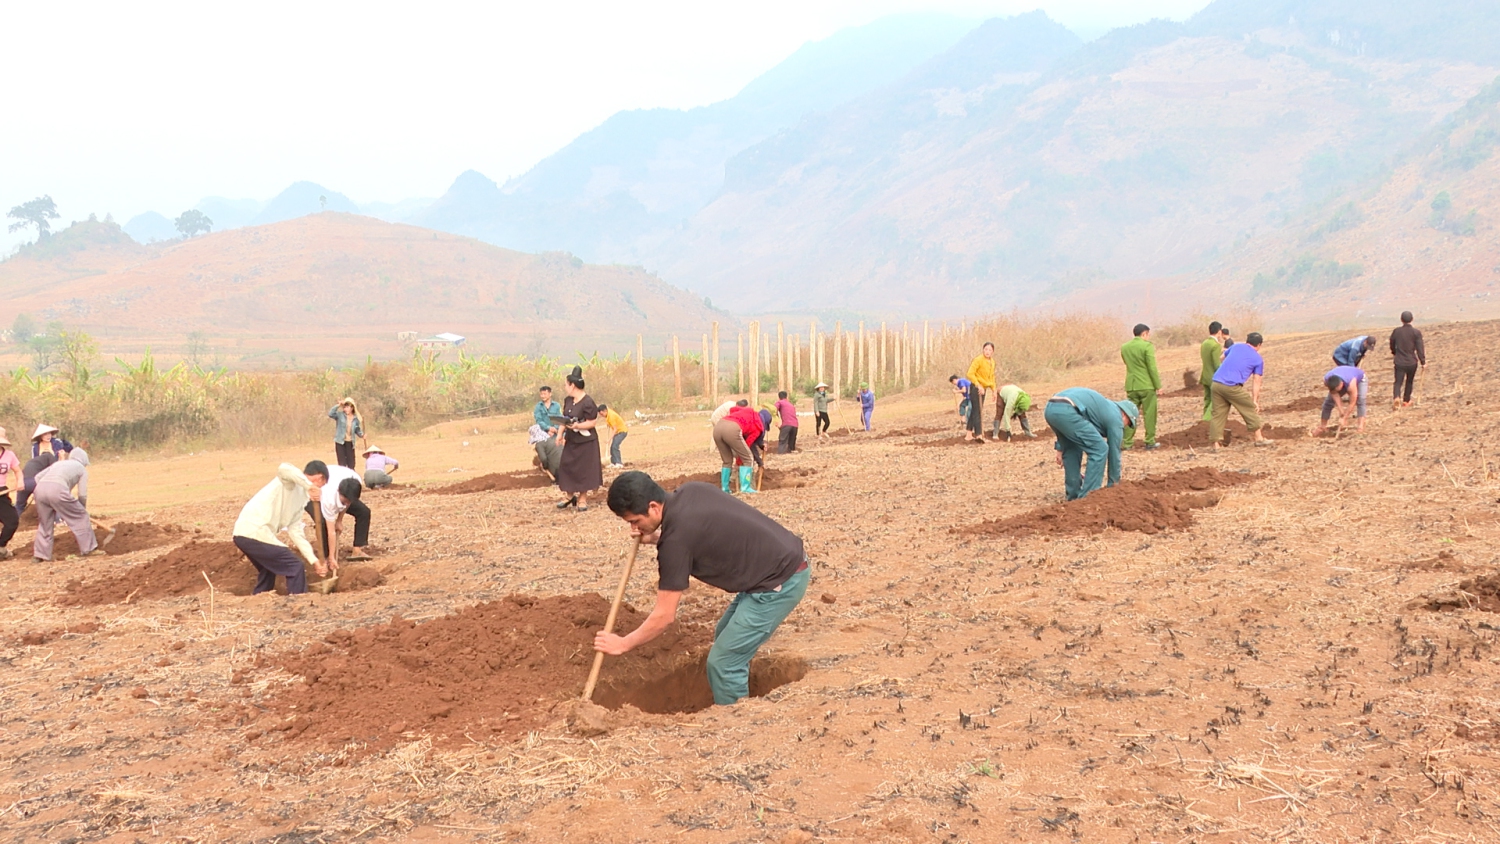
[1,320,1498,842]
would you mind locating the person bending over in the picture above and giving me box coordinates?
[599,471,810,706]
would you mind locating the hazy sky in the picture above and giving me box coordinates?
[1,0,1209,250]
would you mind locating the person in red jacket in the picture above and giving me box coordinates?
[713,400,763,495]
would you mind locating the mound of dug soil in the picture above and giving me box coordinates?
[13,621,102,646]
[962,467,1261,537]
[27,520,194,558]
[59,541,388,605]
[828,425,946,440]
[1419,574,1500,613]
[246,593,806,749]
[910,428,1053,448]
[657,467,816,491]
[430,470,553,495]
[1264,395,1326,413]
[1157,420,1304,448]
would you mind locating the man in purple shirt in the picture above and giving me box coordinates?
[1209,332,1270,449]
[773,391,800,454]
[1313,366,1367,435]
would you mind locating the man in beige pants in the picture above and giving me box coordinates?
[1209,332,1271,449]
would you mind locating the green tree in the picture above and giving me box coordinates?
[11,313,36,343]
[58,329,98,400]
[175,209,213,238]
[185,331,209,365]
[7,195,60,241]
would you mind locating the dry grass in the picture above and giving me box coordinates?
[1153,306,1265,347]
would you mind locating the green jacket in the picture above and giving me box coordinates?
[1198,338,1223,387]
[1120,337,1162,392]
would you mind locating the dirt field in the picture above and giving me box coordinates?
[1,320,1497,843]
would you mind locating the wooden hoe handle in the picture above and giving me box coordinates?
[582,538,643,701]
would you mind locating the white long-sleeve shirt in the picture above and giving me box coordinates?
[232,463,317,565]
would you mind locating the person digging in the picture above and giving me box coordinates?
[1312,366,1368,436]
[232,463,321,595]
[598,471,810,706]
[32,448,111,563]
[714,401,763,494]
[304,460,373,571]
[993,383,1037,441]
[1043,389,1137,501]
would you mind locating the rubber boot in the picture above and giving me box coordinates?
[1020,414,1036,438]
[739,465,757,494]
[720,467,732,493]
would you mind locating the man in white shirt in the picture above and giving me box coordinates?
[232,463,319,595]
[303,460,373,569]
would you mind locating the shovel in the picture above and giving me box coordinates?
[582,538,643,702]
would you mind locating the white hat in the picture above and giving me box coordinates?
[362,444,384,456]
[815,382,828,389]
[32,424,59,441]
[0,428,10,447]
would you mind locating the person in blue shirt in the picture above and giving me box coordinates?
[533,386,562,436]
[1313,366,1367,435]
[1043,388,1137,501]
[948,374,972,426]
[858,383,875,431]
[1209,332,1270,449]
[1331,335,1375,368]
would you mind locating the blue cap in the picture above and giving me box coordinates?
[1116,400,1139,428]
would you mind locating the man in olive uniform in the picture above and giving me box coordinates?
[1199,321,1227,421]
[1120,324,1162,450]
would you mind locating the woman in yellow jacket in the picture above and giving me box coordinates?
[965,342,996,442]
[599,404,629,468]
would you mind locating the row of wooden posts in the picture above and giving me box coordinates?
[635,319,956,408]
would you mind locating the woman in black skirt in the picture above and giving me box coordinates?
[555,367,603,511]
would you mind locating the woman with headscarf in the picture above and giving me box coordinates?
[33,448,108,562]
[554,366,603,511]
[0,429,20,559]
[327,398,365,471]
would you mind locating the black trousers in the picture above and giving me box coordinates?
[305,499,371,554]
[815,411,830,434]
[1393,364,1418,402]
[0,492,17,547]
[334,441,356,470]
[777,426,799,453]
[966,390,984,436]
[234,535,307,595]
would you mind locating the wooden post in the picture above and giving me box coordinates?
[789,334,797,388]
[922,320,929,377]
[749,322,760,407]
[672,335,682,401]
[636,333,645,403]
[832,321,842,398]
[856,321,865,381]
[879,322,887,388]
[737,333,744,395]
[701,333,710,398]
[775,322,785,393]
[711,322,720,405]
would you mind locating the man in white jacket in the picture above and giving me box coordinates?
[232,463,319,595]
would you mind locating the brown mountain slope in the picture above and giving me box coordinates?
[0,214,725,363]
[0,217,156,290]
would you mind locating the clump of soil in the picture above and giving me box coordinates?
[657,467,816,491]
[29,520,195,558]
[1181,369,1200,391]
[1265,395,1326,413]
[332,565,385,592]
[14,621,102,646]
[430,470,554,495]
[962,467,1261,537]
[59,541,253,606]
[1420,574,1500,613]
[248,594,736,749]
[1156,420,1304,448]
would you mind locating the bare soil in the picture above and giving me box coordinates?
[1156,418,1306,448]
[4,320,1500,843]
[429,470,554,494]
[657,467,817,491]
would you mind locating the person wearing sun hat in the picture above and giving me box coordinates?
[30,424,73,460]
[812,383,832,440]
[0,428,20,559]
[1044,388,1137,501]
[362,445,400,488]
[32,448,107,562]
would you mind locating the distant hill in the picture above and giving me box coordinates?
[412,13,979,263]
[637,2,1499,314]
[0,218,153,290]
[250,181,359,225]
[0,214,725,364]
[123,211,178,244]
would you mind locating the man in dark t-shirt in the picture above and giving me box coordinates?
[601,471,810,705]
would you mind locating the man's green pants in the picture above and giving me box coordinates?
[707,566,809,705]
[1201,385,1213,421]
[1125,389,1157,447]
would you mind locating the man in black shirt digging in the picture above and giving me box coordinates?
[600,471,810,705]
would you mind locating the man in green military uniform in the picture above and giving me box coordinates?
[1120,324,1162,450]
[1199,321,1227,421]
